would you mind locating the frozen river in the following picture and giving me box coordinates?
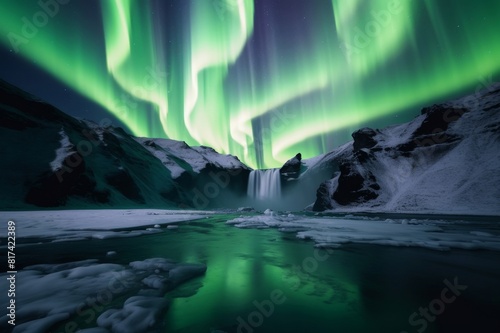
[1,210,500,332]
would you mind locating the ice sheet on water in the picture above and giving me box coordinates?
[129,258,177,272]
[77,328,110,333]
[0,209,212,243]
[226,215,280,228]
[142,275,168,289]
[168,264,208,286]
[470,231,495,237]
[226,213,500,251]
[96,296,169,333]
[66,264,123,279]
[14,313,70,333]
[0,258,206,333]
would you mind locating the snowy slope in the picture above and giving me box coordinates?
[135,138,248,179]
[49,128,74,172]
[310,84,500,215]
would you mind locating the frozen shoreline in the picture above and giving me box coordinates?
[1,209,498,252]
[0,209,214,243]
[1,209,499,332]
[227,210,500,252]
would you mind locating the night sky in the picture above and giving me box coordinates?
[1,0,499,168]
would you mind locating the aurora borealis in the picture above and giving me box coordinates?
[1,0,499,169]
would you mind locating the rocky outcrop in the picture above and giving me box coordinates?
[279,153,302,180]
[312,180,334,211]
[310,131,381,209]
[389,105,468,155]
[416,104,468,135]
[25,152,110,207]
[352,128,378,151]
[310,83,500,214]
[332,162,379,205]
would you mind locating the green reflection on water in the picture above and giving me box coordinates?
[147,216,367,332]
[11,214,500,332]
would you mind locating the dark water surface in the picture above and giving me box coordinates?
[9,214,500,333]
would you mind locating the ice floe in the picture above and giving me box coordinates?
[0,258,206,333]
[226,212,500,251]
[0,209,213,244]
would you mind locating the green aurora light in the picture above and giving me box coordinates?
[1,0,499,168]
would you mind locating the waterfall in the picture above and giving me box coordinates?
[247,169,281,200]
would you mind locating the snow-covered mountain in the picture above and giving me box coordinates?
[2,78,499,214]
[306,84,500,215]
[135,137,247,179]
[0,79,249,210]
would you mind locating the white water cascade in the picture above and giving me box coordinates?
[247,169,282,200]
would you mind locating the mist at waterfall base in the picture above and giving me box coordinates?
[243,168,324,211]
[246,169,283,210]
[1,0,500,170]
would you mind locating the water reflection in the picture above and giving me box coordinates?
[9,214,500,332]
